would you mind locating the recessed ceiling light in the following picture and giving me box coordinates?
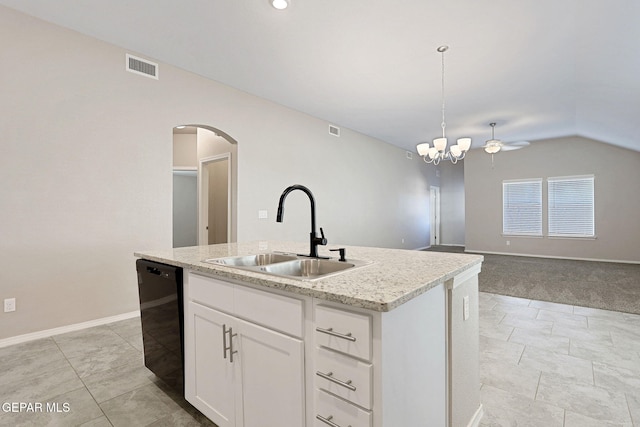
[271,0,289,10]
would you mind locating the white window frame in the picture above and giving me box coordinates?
[547,175,595,238]
[502,178,543,237]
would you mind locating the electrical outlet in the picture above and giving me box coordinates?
[4,298,16,313]
[463,295,469,321]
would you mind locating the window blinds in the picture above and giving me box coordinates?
[548,175,594,237]
[502,179,542,236]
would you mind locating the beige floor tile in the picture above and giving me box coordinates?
[552,323,613,345]
[492,302,540,319]
[479,320,513,341]
[100,384,175,427]
[82,360,155,403]
[627,392,640,426]
[500,313,553,334]
[480,358,541,399]
[491,294,531,306]
[570,339,640,371]
[536,372,632,424]
[509,327,570,354]
[518,346,593,384]
[480,335,525,365]
[593,361,640,395]
[479,384,564,427]
[564,410,633,427]
[529,299,574,314]
[536,309,588,329]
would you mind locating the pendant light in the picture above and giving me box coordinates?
[417,46,471,165]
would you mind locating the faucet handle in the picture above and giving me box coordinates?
[318,227,328,245]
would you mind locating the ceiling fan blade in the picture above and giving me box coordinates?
[501,141,530,151]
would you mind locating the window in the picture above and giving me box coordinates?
[548,175,595,238]
[503,179,542,236]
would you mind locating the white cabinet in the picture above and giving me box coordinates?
[185,273,305,427]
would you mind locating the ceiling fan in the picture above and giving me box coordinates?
[482,122,530,154]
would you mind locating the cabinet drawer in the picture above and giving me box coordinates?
[235,285,303,338]
[316,347,372,409]
[315,389,371,427]
[188,273,234,312]
[315,305,372,360]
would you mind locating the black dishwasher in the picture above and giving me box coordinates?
[136,259,184,394]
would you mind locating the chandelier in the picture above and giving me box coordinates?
[417,46,471,165]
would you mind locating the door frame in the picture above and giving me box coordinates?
[430,186,441,246]
[198,153,232,245]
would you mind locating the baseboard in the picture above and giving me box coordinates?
[465,249,640,265]
[467,404,484,427]
[0,310,140,349]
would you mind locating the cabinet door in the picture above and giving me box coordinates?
[185,302,237,427]
[236,318,305,427]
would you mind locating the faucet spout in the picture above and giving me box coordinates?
[276,184,327,258]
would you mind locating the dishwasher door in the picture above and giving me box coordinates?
[136,259,184,394]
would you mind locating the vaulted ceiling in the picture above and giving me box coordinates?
[2,0,639,152]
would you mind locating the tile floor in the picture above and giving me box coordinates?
[479,292,640,426]
[1,292,639,426]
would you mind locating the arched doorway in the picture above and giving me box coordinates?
[172,125,238,247]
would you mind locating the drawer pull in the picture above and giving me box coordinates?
[316,371,356,391]
[316,414,351,427]
[316,327,357,342]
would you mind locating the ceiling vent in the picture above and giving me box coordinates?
[328,125,340,137]
[126,54,158,79]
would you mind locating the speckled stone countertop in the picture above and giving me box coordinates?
[135,241,483,312]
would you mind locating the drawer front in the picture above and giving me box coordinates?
[188,272,234,312]
[234,284,303,338]
[315,305,372,360]
[316,347,372,409]
[315,389,372,427]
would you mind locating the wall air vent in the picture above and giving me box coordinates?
[406,151,413,160]
[126,54,158,79]
[328,125,340,137]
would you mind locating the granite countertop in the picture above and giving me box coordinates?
[135,241,483,312]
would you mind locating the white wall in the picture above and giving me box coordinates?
[0,6,436,339]
[464,136,640,262]
[439,162,465,246]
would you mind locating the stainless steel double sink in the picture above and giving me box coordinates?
[202,252,371,281]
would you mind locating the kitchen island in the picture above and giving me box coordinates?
[135,241,483,427]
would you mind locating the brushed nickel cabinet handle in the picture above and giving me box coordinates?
[316,371,356,391]
[315,327,356,342]
[316,414,351,427]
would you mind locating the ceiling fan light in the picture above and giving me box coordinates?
[457,137,471,152]
[433,137,447,152]
[484,143,501,154]
[271,0,289,9]
[416,142,431,156]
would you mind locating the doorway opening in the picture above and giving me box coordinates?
[172,125,238,248]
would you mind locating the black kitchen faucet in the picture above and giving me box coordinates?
[276,184,327,258]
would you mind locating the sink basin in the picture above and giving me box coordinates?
[204,253,298,267]
[202,252,371,281]
[261,258,355,278]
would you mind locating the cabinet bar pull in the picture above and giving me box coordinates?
[228,326,238,363]
[316,414,350,427]
[222,324,238,362]
[315,327,356,342]
[316,371,356,391]
[222,324,229,359]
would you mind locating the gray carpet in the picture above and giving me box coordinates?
[425,246,640,314]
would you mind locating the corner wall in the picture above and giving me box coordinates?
[464,136,640,262]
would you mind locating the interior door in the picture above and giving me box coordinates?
[198,154,231,245]
[236,318,305,427]
[186,302,236,427]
